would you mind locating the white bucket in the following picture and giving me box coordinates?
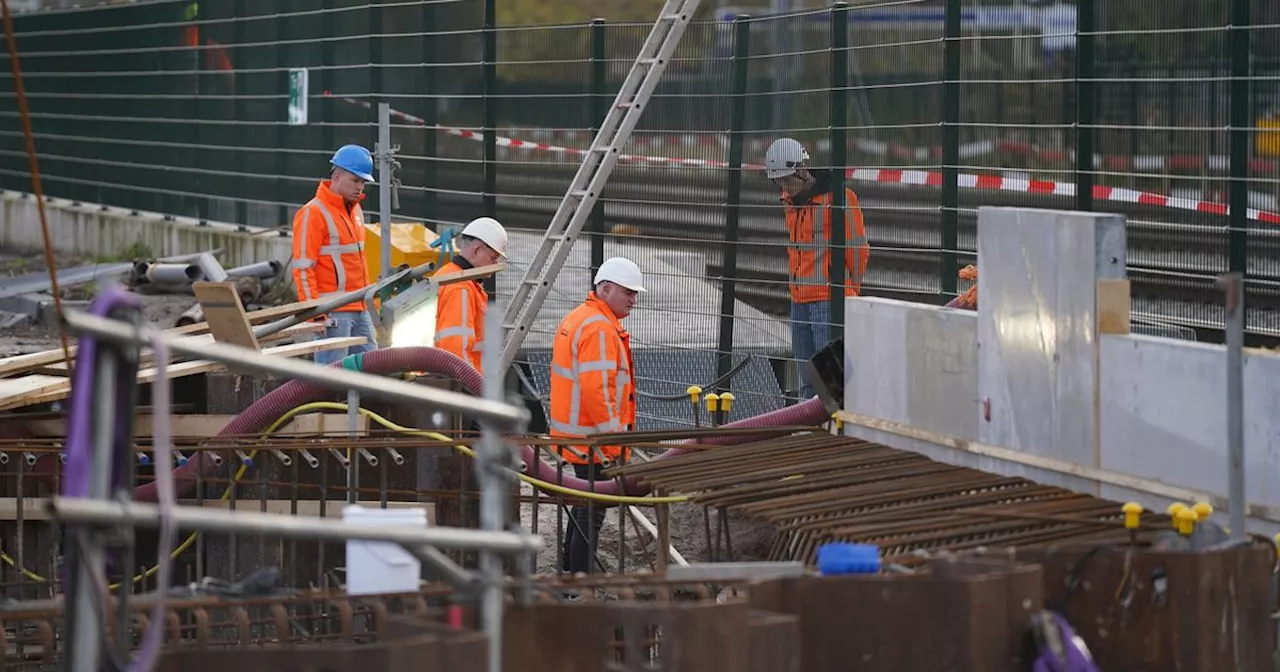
[342,504,428,596]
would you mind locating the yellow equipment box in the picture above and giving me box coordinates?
[1259,114,1280,158]
[363,222,447,281]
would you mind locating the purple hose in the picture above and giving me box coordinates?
[62,286,141,498]
[134,346,832,502]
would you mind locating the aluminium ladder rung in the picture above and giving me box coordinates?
[498,0,703,372]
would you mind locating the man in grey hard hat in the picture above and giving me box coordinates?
[763,137,870,399]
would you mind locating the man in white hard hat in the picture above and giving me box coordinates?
[433,216,508,372]
[549,256,644,575]
[763,137,870,399]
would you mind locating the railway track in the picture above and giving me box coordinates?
[426,163,1280,339]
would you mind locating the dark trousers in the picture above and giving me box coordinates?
[562,462,608,574]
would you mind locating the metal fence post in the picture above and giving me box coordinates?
[370,0,383,108]
[1229,0,1250,281]
[1075,0,1095,211]
[716,15,751,388]
[1220,272,1246,540]
[482,0,497,298]
[482,0,497,220]
[273,0,289,227]
[233,0,248,227]
[590,18,607,285]
[941,0,960,297]
[320,0,336,167]
[827,2,849,331]
[421,1,438,229]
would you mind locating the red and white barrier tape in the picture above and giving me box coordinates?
[325,91,1280,225]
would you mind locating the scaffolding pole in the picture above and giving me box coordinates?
[60,301,530,672]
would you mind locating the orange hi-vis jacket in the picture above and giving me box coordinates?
[784,174,870,304]
[291,180,371,312]
[433,258,488,372]
[549,293,636,465]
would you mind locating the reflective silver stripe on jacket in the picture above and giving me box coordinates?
[789,199,868,288]
[293,206,318,300]
[549,313,627,437]
[435,285,477,352]
[292,198,365,299]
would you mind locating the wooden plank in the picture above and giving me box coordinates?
[1097,279,1131,335]
[192,281,260,350]
[835,409,1280,524]
[32,322,323,376]
[0,298,325,378]
[19,408,369,440]
[283,412,370,436]
[431,262,505,286]
[0,498,434,521]
[0,336,365,411]
[22,414,237,438]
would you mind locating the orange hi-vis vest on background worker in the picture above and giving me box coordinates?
[784,171,870,304]
[291,180,371,311]
[549,292,636,466]
[433,257,488,372]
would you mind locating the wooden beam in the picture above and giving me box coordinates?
[0,298,325,378]
[1097,279,1131,335]
[431,262,505,286]
[16,410,370,440]
[192,281,260,350]
[0,498,434,521]
[32,322,322,376]
[0,336,366,411]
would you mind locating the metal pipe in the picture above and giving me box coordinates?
[478,287,506,672]
[194,252,228,283]
[46,497,542,554]
[225,260,282,280]
[406,543,480,590]
[1220,272,1246,540]
[61,310,530,430]
[68,336,121,672]
[253,261,432,339]
[378,102,393,282]
[144,263,203,284]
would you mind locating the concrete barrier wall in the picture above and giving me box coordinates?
[0,191,292,268]
[1099,334,1280,523]
[842,205,1280,535]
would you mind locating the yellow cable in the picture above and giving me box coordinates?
[0,399,687,584]
[289,401,690,505]
[0,405,302,587]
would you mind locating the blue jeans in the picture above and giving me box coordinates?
[314,310,377,366]
[790,300,832,399]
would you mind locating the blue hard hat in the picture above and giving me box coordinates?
[330,144,374,181]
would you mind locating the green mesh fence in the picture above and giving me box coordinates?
[0,0,1276,428]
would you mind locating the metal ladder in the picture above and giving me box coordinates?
[496,0,702,372]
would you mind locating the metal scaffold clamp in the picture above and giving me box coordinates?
[374,139,402,211]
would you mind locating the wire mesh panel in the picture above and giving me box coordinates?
[0,0,1278,414]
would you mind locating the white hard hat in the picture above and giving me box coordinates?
[764,137,810,179]
[593,257,647,293]
[459,216,508,258]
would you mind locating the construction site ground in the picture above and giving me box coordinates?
[0,248,196,357]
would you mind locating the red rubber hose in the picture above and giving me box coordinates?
[132,347,832,502]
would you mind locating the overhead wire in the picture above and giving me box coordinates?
[0,0,74,379]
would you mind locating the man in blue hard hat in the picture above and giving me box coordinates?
[290,144,379,365]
